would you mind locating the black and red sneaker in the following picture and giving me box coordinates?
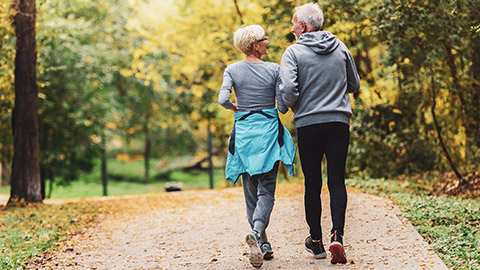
[329,231,347,264]
[305,236,327,259]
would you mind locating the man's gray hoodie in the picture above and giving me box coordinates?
[279,31,360,128]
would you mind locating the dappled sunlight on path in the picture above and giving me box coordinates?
[27,183,448,269]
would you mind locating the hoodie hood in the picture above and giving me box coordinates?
[296,31,339,55]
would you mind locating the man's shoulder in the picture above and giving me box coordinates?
[285,43,302,51]
[282,44,301,58]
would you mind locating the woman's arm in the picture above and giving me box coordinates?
[218,67,235,110]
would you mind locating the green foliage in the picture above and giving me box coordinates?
[36,0,122,185]
[372,0,480,172]
[394,194,480,270]
[347,178,480,269]
[349,99,440,177]
[0,1,15,177]
[2,0,479,191]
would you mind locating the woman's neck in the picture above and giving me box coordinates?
[243,54,263,63]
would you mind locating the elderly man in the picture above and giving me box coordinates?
[280,3,360,264]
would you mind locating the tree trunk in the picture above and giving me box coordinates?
[429,68,463,180]
[469,35,480,166]
[101,142,108,196]
[8,0,42,204]
[411,27,464,180]
[144,123,150,182]
[443,41,479,167]
[1,160,11,186]
[45,168,54,198]
[40,166,45,199]
[207,119,214,189]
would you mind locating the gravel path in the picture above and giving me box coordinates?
[26,183,449,269]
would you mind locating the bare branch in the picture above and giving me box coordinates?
[233,0,244,25]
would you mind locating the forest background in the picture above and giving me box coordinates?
[1,0,479,196]
[1,0,480,269]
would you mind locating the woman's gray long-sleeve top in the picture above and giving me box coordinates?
[218,61,288,114]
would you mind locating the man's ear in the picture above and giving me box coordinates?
[301,22,307,33]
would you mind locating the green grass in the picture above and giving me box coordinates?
[0,185,8,195]
[347,178,480,270]
[40,170,227,199]
[0,158,232,199]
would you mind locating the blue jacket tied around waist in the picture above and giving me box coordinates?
[225,108,296,183]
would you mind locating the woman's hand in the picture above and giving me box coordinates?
[230,103,238,113]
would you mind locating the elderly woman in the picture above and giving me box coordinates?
[218,25,296,268]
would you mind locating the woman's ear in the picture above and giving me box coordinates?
[252,43,258,52]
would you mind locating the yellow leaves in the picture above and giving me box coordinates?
[127,126,141,134]
[176,86,186,93]
[89,134,101,144]
[151,102,160,111]
[120,69,133,78]
[116,153,143,162]
[190,111,201,121]
[191,85,204,98]
[392,108,402,114]
[132,49,144,61]
[106,122,117,129]
[388,121,395,130]
[0,4,14,107]
[135,72,144,81]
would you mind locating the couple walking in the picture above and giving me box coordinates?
[218,3,360,268]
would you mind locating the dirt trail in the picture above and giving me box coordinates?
[25,184,449,269]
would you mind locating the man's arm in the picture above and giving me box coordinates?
[279,47,299,108]
[274,64,288,114]
[345,49,360,93]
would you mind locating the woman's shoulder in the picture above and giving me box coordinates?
[263,62,280,74]
[225,61,249,71]
[249,61,280,73]
[262,61,280,68]
[263,61,280,68]
[227,61,279,73]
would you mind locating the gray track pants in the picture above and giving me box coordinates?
[241,161,279,243]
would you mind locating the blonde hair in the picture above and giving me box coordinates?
[233,25,265,55]
[295,3,324,31]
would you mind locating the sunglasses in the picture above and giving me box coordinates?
[257,36,269,42]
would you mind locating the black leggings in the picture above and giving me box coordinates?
[297,122,349,240]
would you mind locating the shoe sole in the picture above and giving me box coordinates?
[246,233,263,268]
[305,247,327,259]
[329,242,347,264]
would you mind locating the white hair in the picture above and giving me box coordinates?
[295,3,324,31]
[233,25,265,55]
